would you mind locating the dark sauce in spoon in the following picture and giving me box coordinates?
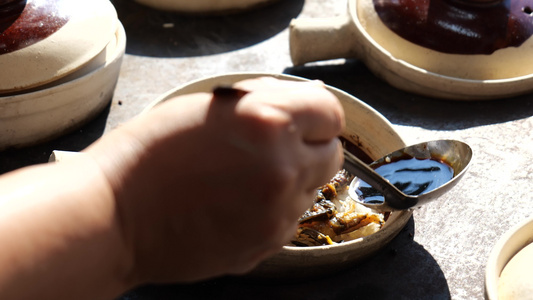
[355,157,454,204]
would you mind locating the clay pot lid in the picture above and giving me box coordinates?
[133,0,278,14]
[0,0,118,93]
[372,0,533,55]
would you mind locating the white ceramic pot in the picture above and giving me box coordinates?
[133,0,279,14]
[290,0,533,100]
[144,72,413,279]
[0,0,125,149]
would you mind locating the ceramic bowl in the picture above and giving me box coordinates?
[0,22,126,150]
[133,0,279,14]
[144,72,413,279]
[485,216,533,299]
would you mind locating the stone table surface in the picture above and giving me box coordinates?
[3,0,533,299]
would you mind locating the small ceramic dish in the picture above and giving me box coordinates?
[0,0,125,149]
[133,0,280,14]
[485,216,533,299]
[144,72,413,279]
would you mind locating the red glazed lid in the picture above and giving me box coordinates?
[0,0,118,93]
[356,0,533,81]
[373,0,533,55]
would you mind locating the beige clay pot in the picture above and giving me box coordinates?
[143,72,413,279]
[133,0,279,14]
[0,0,125,149]
[290,0,533,100]
[485,215,533,299]
[0,0,119,94]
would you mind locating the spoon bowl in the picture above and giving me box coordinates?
[344,140,473,211]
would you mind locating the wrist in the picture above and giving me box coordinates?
[74,148,142,290]
[0,153,138,299]
[72,153,141,288]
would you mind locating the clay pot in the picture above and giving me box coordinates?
[0,0,125,149]
[133,0,279,14]
[143,72,413,279]
[485,215,533,299]
[52,72,413,278]
[290,0,533,100]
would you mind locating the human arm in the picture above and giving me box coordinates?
[0,77,345,299]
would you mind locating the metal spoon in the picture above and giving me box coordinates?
[342,140,473,212]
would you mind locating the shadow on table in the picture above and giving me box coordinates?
[111,0,304,58]
[119,217,451,300]
[283,60,533,130]
[0,103,110,174]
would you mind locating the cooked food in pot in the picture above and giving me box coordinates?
[290,169,386,247]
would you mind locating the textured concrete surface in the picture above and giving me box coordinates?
[3,0,533,299]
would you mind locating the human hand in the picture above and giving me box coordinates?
[86,77,345,285]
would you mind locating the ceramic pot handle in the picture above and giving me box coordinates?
[289,13,361,66]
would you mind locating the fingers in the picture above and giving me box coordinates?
[305,138,344,189]
[299,137,344,196]
[233,76,346,207]
[234,77,345,144]
[283,86,344,144]
[292,138,344,215]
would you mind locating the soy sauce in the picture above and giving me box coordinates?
[355,157,454,204]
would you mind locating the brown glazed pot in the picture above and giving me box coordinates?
[290,0,533,100]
